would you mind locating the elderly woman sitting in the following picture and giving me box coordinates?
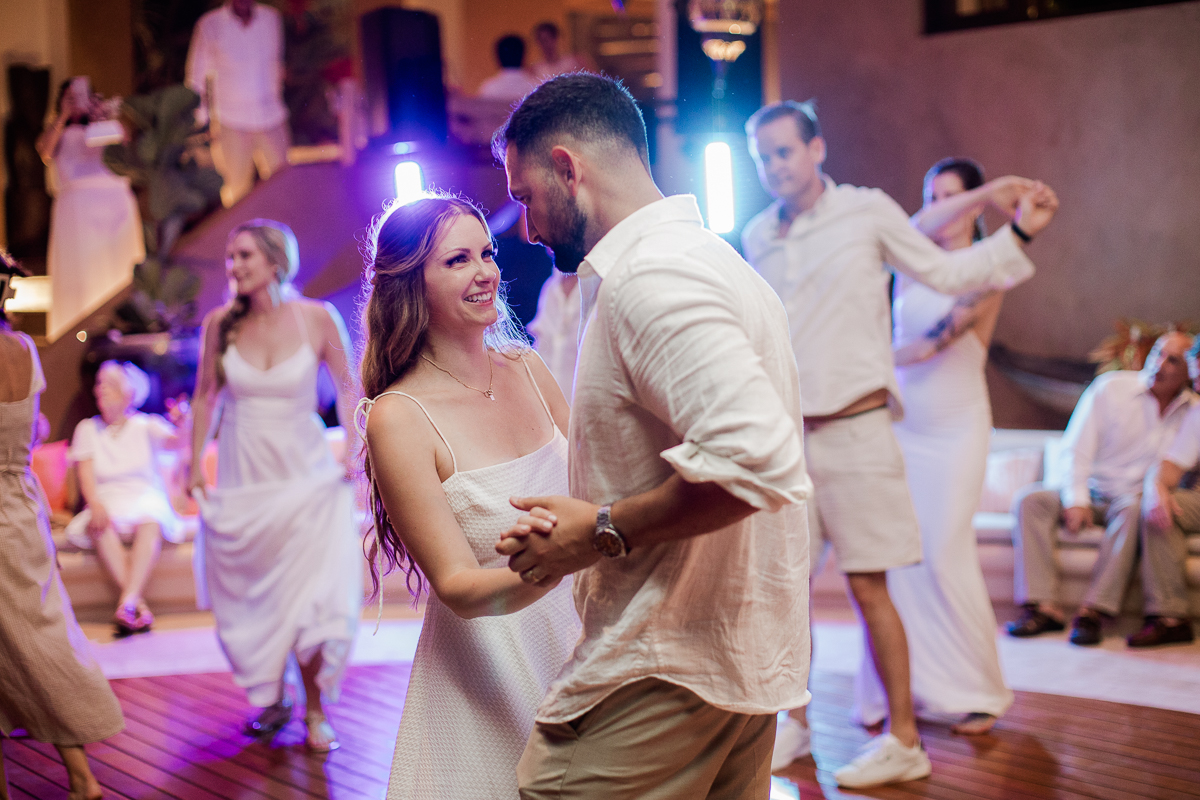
[65,361,186,635]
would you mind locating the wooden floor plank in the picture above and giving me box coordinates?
[6,665,1198,800]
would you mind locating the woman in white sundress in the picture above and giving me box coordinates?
[357,194,580,799]
[189,219,363,752]
[855,159,1049,735]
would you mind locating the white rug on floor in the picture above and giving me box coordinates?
[90,619,1200,715]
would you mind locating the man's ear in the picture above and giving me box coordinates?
[549,145,582,197]
[809,136,827,168]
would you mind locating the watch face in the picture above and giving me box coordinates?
[594,527,626,558]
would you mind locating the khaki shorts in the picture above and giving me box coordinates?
[804,407,922,574]
[517,679,774,799]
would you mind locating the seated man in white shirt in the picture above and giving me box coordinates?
[1131,338,1200,647]
[741,100,1058,788]
[186,0,290,207]
[478,35,540,102]
[494,73,811,800]
[1007,332,1196,645]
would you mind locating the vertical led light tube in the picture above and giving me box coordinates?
[394,161,424,204]
[704,141,735,234]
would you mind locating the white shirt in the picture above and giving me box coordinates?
[1058,371,1197,508]
[537,195,813,724]
[528,270,580,401]
[477,68,539,101]
[530,54,586,82]
[1164,398,1200,473]
[742,178,1035,418]
[186,3,288,131]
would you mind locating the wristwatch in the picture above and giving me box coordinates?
[592,505,630,558]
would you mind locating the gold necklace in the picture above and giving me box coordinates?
[421,353,495,400]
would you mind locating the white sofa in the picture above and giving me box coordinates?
[974,429,1200,618]
[810,428,1200,618]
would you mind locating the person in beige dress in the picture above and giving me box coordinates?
[0,251,124,800]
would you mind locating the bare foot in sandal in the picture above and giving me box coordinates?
[305,711,339,753]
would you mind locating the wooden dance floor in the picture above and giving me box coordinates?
[3,666,1198,799]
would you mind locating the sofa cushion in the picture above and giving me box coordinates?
[979,447,1044,513]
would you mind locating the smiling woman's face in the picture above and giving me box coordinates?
[225,231,277,296]
[422,212,500,335]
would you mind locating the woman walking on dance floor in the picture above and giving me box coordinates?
[856,159,1053,735]
[190,220,363,752]
[0,252,124,799]
[357,195,579,799]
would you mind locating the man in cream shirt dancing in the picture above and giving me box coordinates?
[742,100,1059,788]
[495,74,812,799]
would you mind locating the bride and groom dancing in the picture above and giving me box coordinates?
[357,73,813,799]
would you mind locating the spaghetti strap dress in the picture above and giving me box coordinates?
[0,332,124,745]
[195,303,363,707]
[365,355,581,800]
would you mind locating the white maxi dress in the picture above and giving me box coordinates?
[196,306,363,707]
[855,276,1014,722]
[373,358,580,800]
[47,125,145,342]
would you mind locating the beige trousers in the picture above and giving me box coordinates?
[212,123,290,207]
[517,678,775,800]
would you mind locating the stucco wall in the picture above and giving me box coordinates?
[773,1,1200,363]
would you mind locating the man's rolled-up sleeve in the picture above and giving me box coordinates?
[610,256,810,512]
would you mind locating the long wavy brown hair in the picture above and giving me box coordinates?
[359,193,526,601]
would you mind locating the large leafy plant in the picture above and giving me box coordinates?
[103,84,223,333]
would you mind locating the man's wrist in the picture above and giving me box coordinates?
[1010,220,1033,243]
[592,504,630,557]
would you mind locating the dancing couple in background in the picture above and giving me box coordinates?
[742,99,1059,786]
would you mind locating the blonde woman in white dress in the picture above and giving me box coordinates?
[856,159,1050,735]
[189,220,363,752]
[357,195,580,799]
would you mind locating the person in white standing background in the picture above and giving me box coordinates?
[527,269,580,401]
[855,157,1048,738]
[742,99,1058,788]
[186,0,290,207]
[37,77,145,342]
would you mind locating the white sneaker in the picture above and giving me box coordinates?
[770,717,812,771]
[832,733,932,788]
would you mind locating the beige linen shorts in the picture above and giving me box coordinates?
[804,407,922,574]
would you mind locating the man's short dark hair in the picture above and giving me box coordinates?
[745,100,821,144]
[496,35,526,69]
[493,73,649,167]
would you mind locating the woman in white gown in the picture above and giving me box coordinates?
[190,220,363,752]
[856,159,1048,735]
[356,195,580,799]
[37,77,144,342]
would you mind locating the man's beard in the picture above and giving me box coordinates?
[540,184,588,274]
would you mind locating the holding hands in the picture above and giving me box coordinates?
[497,495,602,586]
[1012,180,1059,238]
[977,175,1059,239]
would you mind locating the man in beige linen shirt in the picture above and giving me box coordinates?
[494,74,811,798]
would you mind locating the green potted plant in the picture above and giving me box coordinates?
[102,83,222,335]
